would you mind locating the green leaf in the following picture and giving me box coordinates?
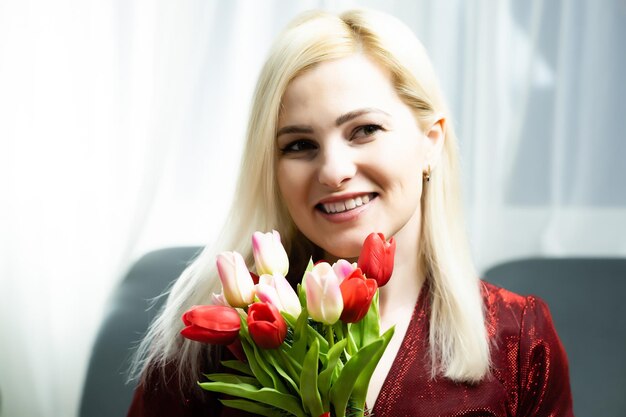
[239,334,274,388]
[298,258,314,308]
[288,306,309,363]
[219,399,282,417]
[205,373,260,387]
[279,346,303,376]
[281,311,298,329]
[305,257,315,272]
[318,338,347,409]
[221,360,254,376]
[199,382,306,417]
[251,341,289,394]
[307,323,329,353]
[239,321,289,394]
[300,338,324,417]
[350,326,395,407]
[329,339,384,417]
[263,349,300,396]
[297,282,307,309]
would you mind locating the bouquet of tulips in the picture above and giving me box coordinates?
[180,231,396,417]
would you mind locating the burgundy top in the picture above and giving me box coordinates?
[128,282,574,416]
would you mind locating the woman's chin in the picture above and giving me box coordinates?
[318,241,362,263]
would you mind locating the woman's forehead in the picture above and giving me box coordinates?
[279,55,399,125]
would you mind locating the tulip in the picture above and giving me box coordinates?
[305,262,343,325]
[332,259,357,283]
[339,268,378,323]
[357,233,396,287]
[180,305,241,345]
[210,292,228,306]
[252,230,289,276]
[255,272,302,318]
[247,302,288,349]
[216,251,256,308]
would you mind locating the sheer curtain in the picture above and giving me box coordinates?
[0,1,623,416]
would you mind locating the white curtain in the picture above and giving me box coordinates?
[1,0,623,416]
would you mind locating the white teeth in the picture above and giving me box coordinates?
[321,194,374,214]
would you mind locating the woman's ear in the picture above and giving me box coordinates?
[424,115,446,170]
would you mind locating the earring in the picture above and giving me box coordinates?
[423,165,431,182]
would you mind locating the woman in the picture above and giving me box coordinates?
[128,8,573,416]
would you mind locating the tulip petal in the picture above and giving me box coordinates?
[180,305,241,345]
[305,263,343,324]
[252,230,289,276]
[247,302,287,349]
[217,251,256,307]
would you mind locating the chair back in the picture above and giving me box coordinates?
[79,247,201,417]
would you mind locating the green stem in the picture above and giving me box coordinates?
[334,321,344,341]
[345,323,357,356]
[326,324,335,348]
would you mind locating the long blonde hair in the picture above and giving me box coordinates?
[130,8,489,389]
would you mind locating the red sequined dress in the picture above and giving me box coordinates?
[128,281,574,416]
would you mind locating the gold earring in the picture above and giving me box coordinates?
[423,165,431,182]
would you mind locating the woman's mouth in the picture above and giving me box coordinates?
[316,193,378,214]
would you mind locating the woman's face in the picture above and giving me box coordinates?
[276,54,443,259]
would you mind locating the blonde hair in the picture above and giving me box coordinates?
[130,8,489,389]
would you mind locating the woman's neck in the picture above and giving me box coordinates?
[378,211,426,325]
[378,236,425,326]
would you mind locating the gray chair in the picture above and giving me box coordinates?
[79,247,201,417]
[483,258,626,417]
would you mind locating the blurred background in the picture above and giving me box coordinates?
[0,0,624,416]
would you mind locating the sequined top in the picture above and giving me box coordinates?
[128,281,574,416]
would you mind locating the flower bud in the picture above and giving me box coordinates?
[305,262,343,325]
[216,251,255,308]
[247,302,288,349]
[252,230,289,276]
[180,305,240,345]
[339,268,378,323]
[357,233,396,287]
[256,272,301,318]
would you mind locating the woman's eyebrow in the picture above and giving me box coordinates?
[276,108,390,138]
[276,125,313,138]
[335,108,390,126]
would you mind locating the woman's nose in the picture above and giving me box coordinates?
[317,144,357,189]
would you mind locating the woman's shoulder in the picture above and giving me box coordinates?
[479,280,555,341]
[479,281,574,415]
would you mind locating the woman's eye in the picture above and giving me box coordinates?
[352,124,383,139]
[280,139,318,154]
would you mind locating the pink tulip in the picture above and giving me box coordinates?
[252,230,289,276]
[332,259,357,283]
[210,292,228,306]
[216,251,255,308]
[305,262,343,325]
[256,272,302,318]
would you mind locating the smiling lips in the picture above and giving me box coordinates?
[318,193,377,214]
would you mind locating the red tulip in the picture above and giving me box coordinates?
[180,305,241,345]
[247,302,288,349]
[357,233,396,287]
[339,268,378,323]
